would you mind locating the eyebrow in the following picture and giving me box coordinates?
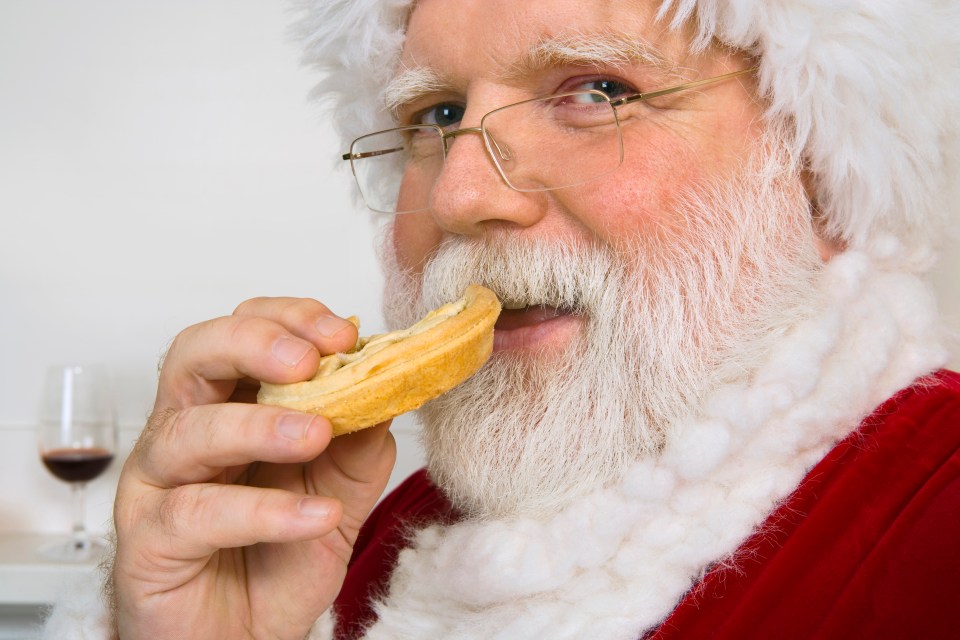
[382,65,450,120]
[509,32,680,80]
[381,32,682,118]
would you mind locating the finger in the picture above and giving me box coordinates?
[307,422,396,539]
[149,484,343,558]
[158,315,321,408]
[233,297,358,355]
[135,404,333,487]
[323,422,397,486]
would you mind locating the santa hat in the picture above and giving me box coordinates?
[293,0,960,268]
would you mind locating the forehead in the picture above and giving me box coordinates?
[400,0,692,82]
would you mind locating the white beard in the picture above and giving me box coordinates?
[382,143,825,519]
[346,145,946,640]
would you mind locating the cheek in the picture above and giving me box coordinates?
[559,140,707,246]
[392,212,444,274]
[396,157,442,214]
[393,167,444,273]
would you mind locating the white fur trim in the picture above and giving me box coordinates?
[292,0,412,206]
[353,250,946,639]
[294,0,960,264]
[658,0,960,265]
[307,608,336,640]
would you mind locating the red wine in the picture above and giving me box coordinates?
[42,447,114,483]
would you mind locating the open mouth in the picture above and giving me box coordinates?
[492,303,583,352]
[495,304,570,331]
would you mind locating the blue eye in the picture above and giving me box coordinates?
[575,79,635,100]
[419,103,466,129]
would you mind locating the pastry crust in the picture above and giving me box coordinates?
[257,285,501,436]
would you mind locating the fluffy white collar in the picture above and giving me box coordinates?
[314,245,946,640]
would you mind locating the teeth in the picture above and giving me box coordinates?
[501,300,527,310]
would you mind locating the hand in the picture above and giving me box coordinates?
[110,298,396,639]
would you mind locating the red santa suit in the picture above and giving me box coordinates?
[334,370,960,639]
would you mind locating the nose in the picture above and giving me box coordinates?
[428,126,547,235]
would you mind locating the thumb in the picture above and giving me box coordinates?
[306,421,397,539]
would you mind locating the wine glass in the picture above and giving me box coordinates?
[37,364,117,561]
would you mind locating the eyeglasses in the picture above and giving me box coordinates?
[341,68,755,214]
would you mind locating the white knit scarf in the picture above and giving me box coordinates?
[307,241,947,640]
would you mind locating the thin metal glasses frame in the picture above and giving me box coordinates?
[341,67,756,211]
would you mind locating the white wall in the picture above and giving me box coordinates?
[1,0,958,536]
[0,0,422,536]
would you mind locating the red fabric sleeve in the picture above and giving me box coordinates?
[333,468,456,640]
[652,370,960,640]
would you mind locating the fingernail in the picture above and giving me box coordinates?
[273,336,312,368]
[298,496,331,519]
[315,315,353,339]
[277,413,314,441]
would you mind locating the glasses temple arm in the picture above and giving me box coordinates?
[611,67,758,108]
[342,146,404,161]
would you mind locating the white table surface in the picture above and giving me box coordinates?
[0,532,104,605]
[0,532,107,638]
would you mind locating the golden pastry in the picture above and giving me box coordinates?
[257,285,501,436]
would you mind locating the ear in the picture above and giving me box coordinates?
[801,167,845,261]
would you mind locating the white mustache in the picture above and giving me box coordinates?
[419,235,621,318]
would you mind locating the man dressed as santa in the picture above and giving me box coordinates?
[45,0,960,638]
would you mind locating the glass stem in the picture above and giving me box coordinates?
[71,482,88,545]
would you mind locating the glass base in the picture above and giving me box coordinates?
[38,535,108,563]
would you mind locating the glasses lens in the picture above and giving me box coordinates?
[349,126,445,214]
[482,91,623,192]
